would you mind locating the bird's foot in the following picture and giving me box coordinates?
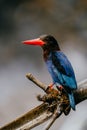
[48,83,54,89]
[56,85,63,91]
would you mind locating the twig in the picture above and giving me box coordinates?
[44,105,62,130]
[26,73,47,92]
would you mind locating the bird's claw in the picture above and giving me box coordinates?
[56,85,63,91]
[48,83,54,89]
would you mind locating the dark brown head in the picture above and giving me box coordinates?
[40,35,60,51]
[22,34,60,52]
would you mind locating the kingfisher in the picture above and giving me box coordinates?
[22,35,77,110]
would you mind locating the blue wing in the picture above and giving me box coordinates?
[45,51,77,110]
[51,51,77,90]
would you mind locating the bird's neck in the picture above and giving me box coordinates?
[43,49,60,61]
[43,50,50,61]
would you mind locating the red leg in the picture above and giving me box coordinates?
[48,83,54,89]
[56,85,63,91]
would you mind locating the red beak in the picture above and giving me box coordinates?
[22,38,45,46]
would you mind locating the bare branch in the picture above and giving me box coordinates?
[74,80,87,104]
[0,103,52,130]
[44,106,62,130]
[17,105,53,130]
[26,73,47,92]
[0,73,87,130]
[26,73,87,105]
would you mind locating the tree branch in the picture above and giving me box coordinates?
[26,73,47,92]
[0,73,87,130]
[74,79,87,104]
[0,103,53,130]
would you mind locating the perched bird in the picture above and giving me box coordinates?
[22,35,77,110]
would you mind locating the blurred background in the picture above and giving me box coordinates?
[0,0,87,130]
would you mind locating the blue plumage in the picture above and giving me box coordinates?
[23,34,77,110]
[45,51,77,110]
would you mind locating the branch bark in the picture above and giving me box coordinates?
[74,79,87,104]
[0,73,87,130]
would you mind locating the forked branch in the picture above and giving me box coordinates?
[0,73,87,130]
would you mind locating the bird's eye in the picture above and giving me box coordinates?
[45,37,49,41]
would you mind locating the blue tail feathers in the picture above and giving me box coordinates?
[68,92,76,110]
